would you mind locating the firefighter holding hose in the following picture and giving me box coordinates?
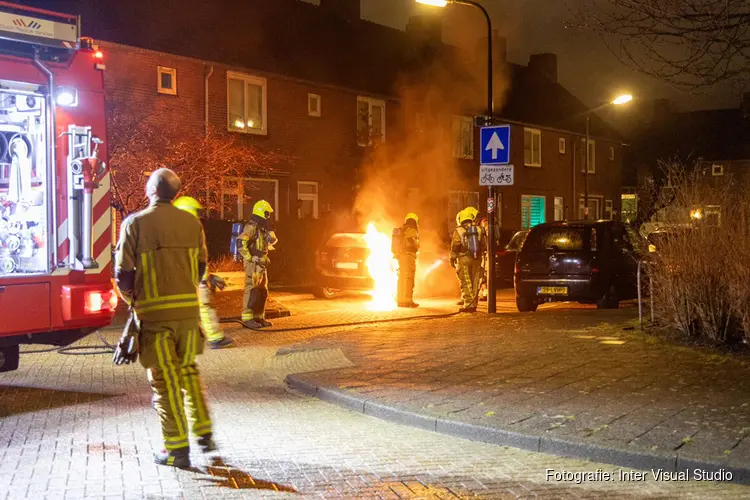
[113,168,216,468]
[173,196,233,349]
[239,200,277,328]
[450,207,485,312]
[394,212,420,308]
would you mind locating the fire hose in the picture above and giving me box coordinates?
[20,311,460,357]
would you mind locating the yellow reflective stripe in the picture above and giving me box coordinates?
[137,293,198,307]
[154,332,187,443]
[140,253,153,301]
[148,251,159,297]
[136,300,199,315]
[188,328,211,432]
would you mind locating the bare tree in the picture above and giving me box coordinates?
[573,0,750,90]
[106,103,286,219]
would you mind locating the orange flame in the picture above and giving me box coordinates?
[363,222,398,311]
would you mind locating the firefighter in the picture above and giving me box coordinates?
[239,200,278,328]
[450,207,485,312]
[114,168,215,468]
[173,196,233,349]
[396,212,420,308]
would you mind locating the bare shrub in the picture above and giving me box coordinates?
[645,161,748,345]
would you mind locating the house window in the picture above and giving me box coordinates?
[297,181,319,219]
[579,196,602,219]
[558,137,566,154]
[452,115,474,159]
[609,145,615,161]
[227,71,267,135]
[157,66,177,95]
[448,191,479,230]
[524,128,542,167]
[605,199,613,219]
[621,194,637,224]
[521,195,546,229]
[554,196,564,221]
[712,164,724,176]
[584,139,596,173]
[705,205,721,226]
[220,177,278,221]
[357,96,386,146]
[308,93,321,117]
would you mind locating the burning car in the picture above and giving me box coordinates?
[313,224,451,307]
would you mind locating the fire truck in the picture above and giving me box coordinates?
[0,2,116,372]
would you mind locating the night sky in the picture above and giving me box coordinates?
[305,0,739,118]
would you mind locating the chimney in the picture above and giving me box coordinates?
[406,14,443,46]
[528,53,557,82]
[651,98,673,124]
[319,0,361,22]
[741,92,750,116]
[474,30,507,71]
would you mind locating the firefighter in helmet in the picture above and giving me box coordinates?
[238,200,278,328]
[173,196,233,349]
[450,206,485,312]
[396,212,420,308]
[114,168,215,468]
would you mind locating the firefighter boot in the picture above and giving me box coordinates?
[154,447,190,468]
[198,433,217,453]
[258,318,273,328]
[209,337,233,349]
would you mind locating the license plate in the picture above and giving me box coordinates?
[538,286,568,295]
[335,262,358,270]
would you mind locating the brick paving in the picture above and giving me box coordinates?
[285,305,750,485]
[2,307,748,498]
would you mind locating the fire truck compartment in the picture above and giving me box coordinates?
[0,282,50,335]
[0,85,50,276]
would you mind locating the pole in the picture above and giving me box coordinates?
[584,113,590,220]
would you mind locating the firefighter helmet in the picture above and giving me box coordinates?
[173,196,203,218]
[252,200,274,219]
[463,206,479,221]
[405,212,419,224]
[456,210,464,226]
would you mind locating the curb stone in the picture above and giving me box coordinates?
[286,374,750,486]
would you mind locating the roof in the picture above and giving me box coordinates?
[20,0,621,140]
[634,107,750,163]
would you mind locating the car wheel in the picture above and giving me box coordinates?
[312,286,336,299]
[516,295,538,312]
[596,285,619,309]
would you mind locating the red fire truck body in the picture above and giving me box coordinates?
[0,1,116,371]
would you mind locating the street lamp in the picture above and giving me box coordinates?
[416,0,498,313]
[583,93,632,219]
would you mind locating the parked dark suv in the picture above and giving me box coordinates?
[514,220,640,312]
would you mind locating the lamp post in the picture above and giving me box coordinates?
[583,93,632,219]
[417,0,498,313]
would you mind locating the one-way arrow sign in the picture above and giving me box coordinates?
[480,125,511,165]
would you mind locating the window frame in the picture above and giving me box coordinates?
[584,139,596,173]
[297,181,319,219]
[226,71,268,136]
[356,96,386,147]
[157,66,177,95]
[220,176,279,221]
[558,137,566,154]
[521,194,546,229]
[609,145,615,161]
[712,164,724,176]
[452,115,475,160]
[308,93,321,117]
[523,127,542,167]
[554,196,564,221]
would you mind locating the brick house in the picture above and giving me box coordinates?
[23,0,624,265]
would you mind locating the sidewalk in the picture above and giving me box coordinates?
[285,307,750,485]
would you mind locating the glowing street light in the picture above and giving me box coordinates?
[612,94,633,105]
[416,0,450,6]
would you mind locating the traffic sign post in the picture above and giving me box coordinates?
[480,124,511,315]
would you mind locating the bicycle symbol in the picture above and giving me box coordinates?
[481,172,495,184]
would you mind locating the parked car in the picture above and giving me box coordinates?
[494,230,528,285]
[514,220,639,312]
[313,233,373,299]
